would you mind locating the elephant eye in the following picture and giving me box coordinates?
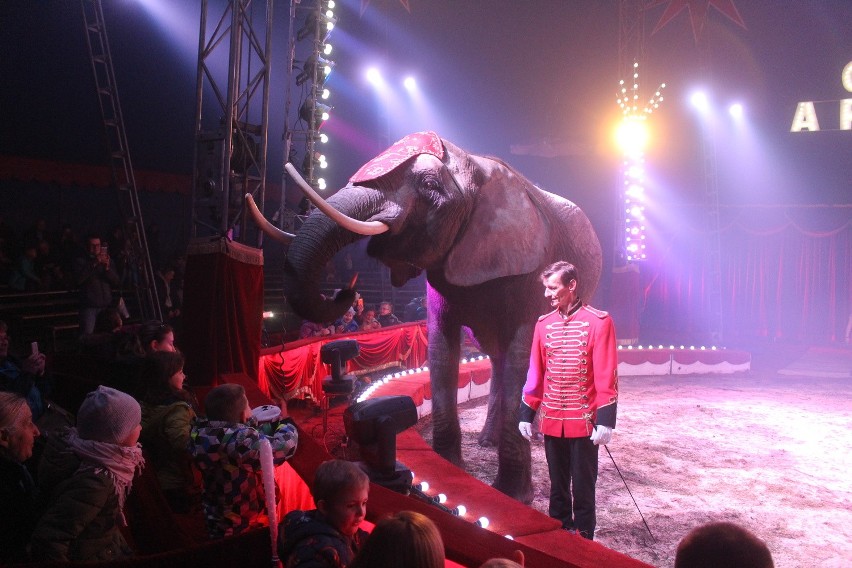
[422,177,443,195]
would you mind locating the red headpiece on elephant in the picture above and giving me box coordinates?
[349,131,444,183]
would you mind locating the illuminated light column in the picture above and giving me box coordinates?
[615,62,665,261]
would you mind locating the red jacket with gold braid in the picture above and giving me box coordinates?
[520,304,618,438]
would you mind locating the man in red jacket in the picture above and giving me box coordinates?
[518,260,618,540]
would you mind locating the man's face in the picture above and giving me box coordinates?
[87,238,101,256]
[543,272,577,311]
[320,482,369,537]
[379,304,391,315]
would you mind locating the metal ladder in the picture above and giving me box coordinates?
[80,0,161,322]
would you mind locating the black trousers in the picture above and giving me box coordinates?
[544,434,599,540]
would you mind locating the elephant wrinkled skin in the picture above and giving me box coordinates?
[262,133,601,503]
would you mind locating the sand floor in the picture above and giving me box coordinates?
[416,344,852,568]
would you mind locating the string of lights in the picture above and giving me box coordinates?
[615,62,666,262]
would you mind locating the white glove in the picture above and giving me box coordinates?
[590,425,613,446]
[518,421,532,440]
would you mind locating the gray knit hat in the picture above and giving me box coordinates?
[77,386,142,445]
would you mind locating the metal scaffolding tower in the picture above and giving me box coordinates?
[280,0,335,228]
[80,0,161,322]
[698,41,724,343]
[190,0,273,246]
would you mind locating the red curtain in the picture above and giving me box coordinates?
[182,238,264,385]
[258,323,428,400]
[639,207,852,343]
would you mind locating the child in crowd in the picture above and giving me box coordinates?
[360,309,381,331]
[334,308,360,334]
[31,386,145,563]
[190,384,298,539]
[140,350,201,513]
[349,510,444,568]
[279,459,370,568]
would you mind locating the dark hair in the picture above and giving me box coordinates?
[312,459,369,505]
[540,260,578,287]
[138,320,174,353]
[675,522,774,568]
[204,384,247,423]
[141,351,190,406]
[350,511,444,568]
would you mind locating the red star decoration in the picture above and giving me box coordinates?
[647,0,746,43]
[360,0,411,17]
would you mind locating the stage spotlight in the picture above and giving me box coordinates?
[317,177,327,191]
[690,91,709,112]
[403,76,417,91]
[366,67,383,86]
[616,117,649,154]
[320,339,358,415]
[321,88,330,100]
[299,100,332,125]
[729,103,744,118]
[343,395,418,493]
[323,43,332,56]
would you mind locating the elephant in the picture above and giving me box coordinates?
[249,131,601,502]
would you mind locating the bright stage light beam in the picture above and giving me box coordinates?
[729,103,744,118]
[403,76,417,91]
[690,91,709,112]
[366,67,383,87]
[615,118,649,155]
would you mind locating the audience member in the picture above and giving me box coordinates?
[0,391,42,564]
[0,319,51,422]
[352,293,365,326]
[31,386,145,563]
[674,521,774,568]
[334,308,360,334]
[138,320,178,353]
[56,224,83,285]
[404,296,427,322]
[140,351,201,514]
[349,510,444,568]
[7,241,41,291]
[280,459,370,568]
[190,384,298,539]
[376,301,401,327]
[34,238,64,290]
[360,309,381,331]
[155,262,182,328]
[73,234,121,336]
[78,307,126,360]
[301,319,336,339]
[478,553,525,567]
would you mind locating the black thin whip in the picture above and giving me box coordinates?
[604,444,656,542]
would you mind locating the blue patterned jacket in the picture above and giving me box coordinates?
[189,417,298,538]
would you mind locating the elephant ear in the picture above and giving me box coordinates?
[444,152,549,287]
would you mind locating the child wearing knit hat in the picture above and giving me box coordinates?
[30,386,145,562]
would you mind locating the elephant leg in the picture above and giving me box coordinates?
[477,355,504,448]
[491,328,534,503]
[427,295,463,466]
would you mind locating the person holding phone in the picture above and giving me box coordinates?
[73,235,120,336]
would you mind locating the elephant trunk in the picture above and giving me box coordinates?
[283,190,373,324]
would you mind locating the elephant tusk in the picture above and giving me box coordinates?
[285,163,389,236]
[244,193,295,244]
